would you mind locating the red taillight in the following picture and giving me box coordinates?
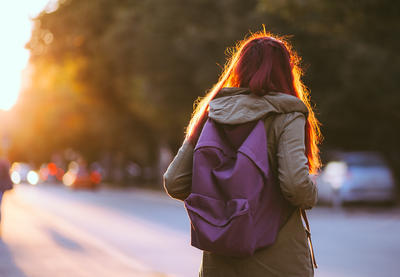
[90,171,102,184]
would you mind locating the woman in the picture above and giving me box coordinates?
[163,30,321,277]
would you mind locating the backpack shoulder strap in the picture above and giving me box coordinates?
[261,113,278,130]
[301,209,318,269]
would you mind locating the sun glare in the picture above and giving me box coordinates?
[0,0,56,111]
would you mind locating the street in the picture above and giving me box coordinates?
[0,184,399,277]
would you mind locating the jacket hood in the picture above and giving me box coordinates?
[208,87,308,124]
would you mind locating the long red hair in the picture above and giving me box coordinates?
[186,30,322,173]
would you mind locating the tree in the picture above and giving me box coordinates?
[11,0,400,184]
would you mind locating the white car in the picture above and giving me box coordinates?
[10,162,32,184]
[317,152,397,206]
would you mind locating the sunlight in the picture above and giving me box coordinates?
[0,0,57,111]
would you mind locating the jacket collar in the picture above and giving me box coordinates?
[208,87,308,124]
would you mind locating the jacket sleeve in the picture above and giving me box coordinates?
[276,112,318,209]
[163,140,194,201]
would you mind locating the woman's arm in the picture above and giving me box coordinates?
[163,140,194,201]
[277,112,318,209]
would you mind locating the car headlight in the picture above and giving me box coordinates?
[27,170,39,185]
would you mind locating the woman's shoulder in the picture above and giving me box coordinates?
[264,112,307,145]
[262,92,308,116]
[266,111,306,129]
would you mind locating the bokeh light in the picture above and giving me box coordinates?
[322,161,348,190]
[11,171,21,184]
[27,170,39,185]
[62,171,76,187]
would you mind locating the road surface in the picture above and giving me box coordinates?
[0,184,399,277]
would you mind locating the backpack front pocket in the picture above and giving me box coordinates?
[184,193,255,256]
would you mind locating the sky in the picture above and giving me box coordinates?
[0,0,59,111]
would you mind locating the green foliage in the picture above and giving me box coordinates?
[258,0,400,164]
[11,0,400,175]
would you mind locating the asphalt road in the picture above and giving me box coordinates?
[0,184,399,277]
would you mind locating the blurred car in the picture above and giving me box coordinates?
[71,170,98,190]
[39,162,65,184]
[10,162,32,184]
[317,152,397,206]
[63,161,100,190]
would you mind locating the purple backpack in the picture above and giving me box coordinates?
[184,117,287,257]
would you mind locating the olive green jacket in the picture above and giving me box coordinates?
[163,88,317,277]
